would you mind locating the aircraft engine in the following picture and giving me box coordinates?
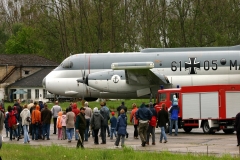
[87,70,145,93]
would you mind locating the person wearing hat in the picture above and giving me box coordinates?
[169,95,180,136]
[75,107,86,148]
[110,112,117,139]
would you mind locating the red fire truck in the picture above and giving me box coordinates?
[155,84,240,134]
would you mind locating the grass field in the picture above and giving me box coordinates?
[0,143,237,160]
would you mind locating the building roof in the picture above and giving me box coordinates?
[0,54,59,67]
[8,68,54,88]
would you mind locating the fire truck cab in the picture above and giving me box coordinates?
[155,85,240,134]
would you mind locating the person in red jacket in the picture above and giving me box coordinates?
[71,103,80,140]
[130,103,139,139]
[6,106,18,141]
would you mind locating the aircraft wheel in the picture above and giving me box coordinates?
[183,127,192,133]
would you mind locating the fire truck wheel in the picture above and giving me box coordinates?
[202,121,211,133]
[223,129,234,134]
[183,127,192,133]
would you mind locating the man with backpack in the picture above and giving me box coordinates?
[146,102,157,145]
[169,96,180,136]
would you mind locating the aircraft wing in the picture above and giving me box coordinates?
[111,62,170,85]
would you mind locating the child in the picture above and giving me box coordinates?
[115,109,127,147]
[57,111,62,140]
[61,111,67,140]
[110,112,117,139]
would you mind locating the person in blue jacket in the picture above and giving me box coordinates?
[169,95,180,136]
[136,102,152,147]
[115,109,127,147]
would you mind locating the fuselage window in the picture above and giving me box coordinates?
[61,60,73,68]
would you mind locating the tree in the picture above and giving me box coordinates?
[5,25,42,54]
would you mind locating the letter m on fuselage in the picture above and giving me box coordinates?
[230,60,237,70]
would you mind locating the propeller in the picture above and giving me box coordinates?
[76,53,89,104]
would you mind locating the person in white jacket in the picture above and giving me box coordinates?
[20,104,31,144]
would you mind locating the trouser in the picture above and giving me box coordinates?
[160,126,167,142]
[62,126,66,140]
[110,127,116,138]
[77,130,85,148]
[38,124,42,139]
[84,119,90,141]
[134,125,139,138]
[115,134,125,146]
[23,125,30,143]
[66,128,74,141]
[42,123,50,139]
[32,124,39,140]
[9,127,18,140]
[101,126,107,143]
[170,119,178,135]
[138,122,149,143]
[79,130,84,144]
[75,128,79,140]
[237,131,240,145]
[29,123,32,135]
[93,129,99,144]
[58,128,62,139]
[17,121,22,137]
[146,125,155,143]
[107,125,110,135]
[53,118,57,134]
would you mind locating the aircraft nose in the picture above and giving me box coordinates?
[42,77,46,88]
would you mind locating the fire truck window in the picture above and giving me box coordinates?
[159,93,166,102]
[171,93,179,100]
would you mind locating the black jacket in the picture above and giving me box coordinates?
[75,113,86,131]
[157,109,169,127]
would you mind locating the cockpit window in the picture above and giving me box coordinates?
[61,60,73,68]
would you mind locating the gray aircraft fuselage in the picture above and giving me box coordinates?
[42,45,240,100]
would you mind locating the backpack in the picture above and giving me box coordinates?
[8,112,17,127]
[149,116,157,127]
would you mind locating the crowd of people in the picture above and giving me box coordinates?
[0,97,182,148]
